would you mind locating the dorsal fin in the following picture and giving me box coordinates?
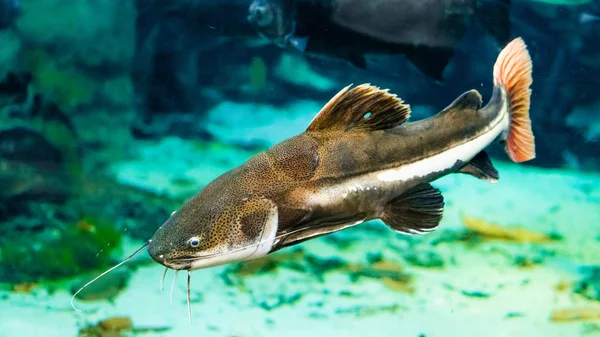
[441,89,483,113]
[306,84,411,132]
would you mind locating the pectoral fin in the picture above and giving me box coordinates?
[381,183,444,235]
[272,215,365,252]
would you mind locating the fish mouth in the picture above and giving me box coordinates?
[165,255,216,271]
[166,248,255,271]
[160,257,194,271]
[163,253,224,270]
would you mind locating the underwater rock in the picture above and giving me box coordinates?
[96,317,132,332]
[461,290,491,298]
[567,102,600,142]
[5,0,138,164]
[132,0,270,116]
[131,112,214,141]
[0,126,63,166]
[305,254,347,279]
[0,73,30,107]
[0,0,20,31]
[402,250,445,268]
[512,248,555,269]
[0,102,76,203]
[78,317,132,337]
[67,106,136,167]
[0,94,83,206]
[573,266,600,302]
[16,0,135,72]
[0,31,22,82]
[71,174,178,240]
[78,316,171,337]
[274,53,338,92]
[0,159,70,204]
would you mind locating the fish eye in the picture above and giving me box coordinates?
[188,237,200,248]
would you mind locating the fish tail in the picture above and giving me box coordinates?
[492,37,535,163]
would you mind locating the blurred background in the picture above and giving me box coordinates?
[0,0,599,336]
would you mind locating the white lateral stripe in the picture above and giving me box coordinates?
[377,111,509,183]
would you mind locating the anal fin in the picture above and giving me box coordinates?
[381,183,444,235]
[458,151,499,183]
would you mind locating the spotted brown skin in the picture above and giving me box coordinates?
[149,38,535,271]
[149,86,498,269]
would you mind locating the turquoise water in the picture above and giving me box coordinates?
[1,1,599,336]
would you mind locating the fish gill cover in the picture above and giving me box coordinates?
[0,0,598,337]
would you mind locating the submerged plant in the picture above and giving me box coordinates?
[24,49,95,111]
[0,216,122,283]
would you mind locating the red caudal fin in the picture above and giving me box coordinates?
[493,37,535,163]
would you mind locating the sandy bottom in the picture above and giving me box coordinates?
[2,160,599,337]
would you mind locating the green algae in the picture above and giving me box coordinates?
[37,118,83,180]
[24,49,95,111]
[16,0,136,69]
[0,216,121,283]
[11,0,136,113]
[0,31,22,81]
[249,56,267,93]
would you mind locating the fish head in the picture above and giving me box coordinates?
[247,0,294,45]
[148,191,279,271]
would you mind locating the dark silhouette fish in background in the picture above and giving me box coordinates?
[70,37,537,320]
[247,0,512,81]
